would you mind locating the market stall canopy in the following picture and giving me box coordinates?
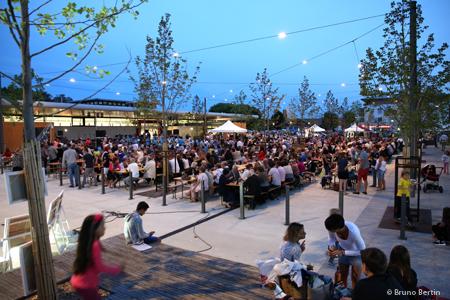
[209,120,247,133]
[309,124,326,132]
[344,124,365,132]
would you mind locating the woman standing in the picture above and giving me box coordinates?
[375,155,387,191]
[337,152,349,193]
[71,214,123,300]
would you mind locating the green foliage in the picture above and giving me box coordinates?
[249,68,285,130]
[323,90,340,113]
[322,112,339,131]
[130,14,200,121]
[359,0,449,135]
[192,95,203,116]
[288,76,319,123]
[342,111,356,128]
[271,110,286,129]
[1,73,51,102]
[209,103,260,116]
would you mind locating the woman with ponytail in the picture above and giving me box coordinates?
[71,214,123,299]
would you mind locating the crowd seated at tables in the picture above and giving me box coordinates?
[1,132,403,207]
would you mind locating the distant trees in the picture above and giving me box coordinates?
[249,68,285,131]
[288,76,319,126]
[322,112,339,131]
[209,102,260,116]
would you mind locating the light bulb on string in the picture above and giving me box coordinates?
[302,60,308,65]
[278,32,287,39]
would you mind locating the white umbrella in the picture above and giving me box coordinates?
[344,124,365,133]
[309,124,326,132]
[208,120,248,133]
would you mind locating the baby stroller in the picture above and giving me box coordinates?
[420,164,443,193]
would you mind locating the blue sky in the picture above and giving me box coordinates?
[1,0,449,111]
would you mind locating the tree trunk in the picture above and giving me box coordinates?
[20,0,58,298]
[409,0,418,178]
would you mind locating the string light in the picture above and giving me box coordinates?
[69,78,76,83]
[357,63,363,69]
[173,52,180,57]
[116,92,121,95]
[341,83,346,87]
[302,60,308,65]
[278,32,287,39]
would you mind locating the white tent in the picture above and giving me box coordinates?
[344,123,365,133]
[209,120,247,133]
[309,124,326,132]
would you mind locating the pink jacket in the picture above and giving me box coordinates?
[71,240,121,289]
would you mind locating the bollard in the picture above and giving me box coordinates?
[399,194,407,240]
[339,191,344,217]
[239,181,245,219]
[0,158,4,174]
[129,172,134,200]
[59,163,63,186]
[200,180,206,213]
[371,167,377,187]
[101,168,105,194]
[77,165,82,189]
[284,184,290,225]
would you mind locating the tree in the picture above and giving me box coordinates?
[130,13,200,206]
[323,90,340,113]
[288,76,319,126]
[209,102,260,115]
[322,112,339,131]
[1,0,148,298]
[192,95,203,115]
[1,73,51,102]
[271,110,286,129]
[350,101,365,123]
[249,68,285,131]
[342,111,356,128]
[359,0,449,157]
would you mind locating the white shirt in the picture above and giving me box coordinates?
[143,160,156,179]
[169,158,181,173]
[277,166,286,182]
[241,169,254,181]
[328,221,366,256]
[269,167,281,186]
[237,140,244,148]
[197,173,209,191]
[214,168,223,184]
[127,162,140,178]
[182,158,190,169]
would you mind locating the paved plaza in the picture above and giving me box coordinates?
[1,147,449,298]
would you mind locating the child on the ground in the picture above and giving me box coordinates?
[71,214,124,300]
[395,171,412,225]
[442,151,449,175]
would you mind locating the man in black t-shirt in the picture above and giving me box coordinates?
[82,148,97,187]
[342,248,408,300]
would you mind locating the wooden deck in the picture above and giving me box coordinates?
[0,235,271,299]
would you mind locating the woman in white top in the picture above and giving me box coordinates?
[143,155,156,184]
[375,155,387,191]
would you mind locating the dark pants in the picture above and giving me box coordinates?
[394,196,411,221]
[74,288,101,300]
[432,224,449,241]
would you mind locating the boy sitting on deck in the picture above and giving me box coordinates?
[124,201,159,245]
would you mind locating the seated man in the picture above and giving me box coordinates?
[325,213,366,289]
[124,201,159,245]
[125,158,140,187]
[342,248,408,300]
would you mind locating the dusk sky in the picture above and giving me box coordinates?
[1,0,449,112]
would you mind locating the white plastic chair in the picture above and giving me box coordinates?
[0,214,32,273]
